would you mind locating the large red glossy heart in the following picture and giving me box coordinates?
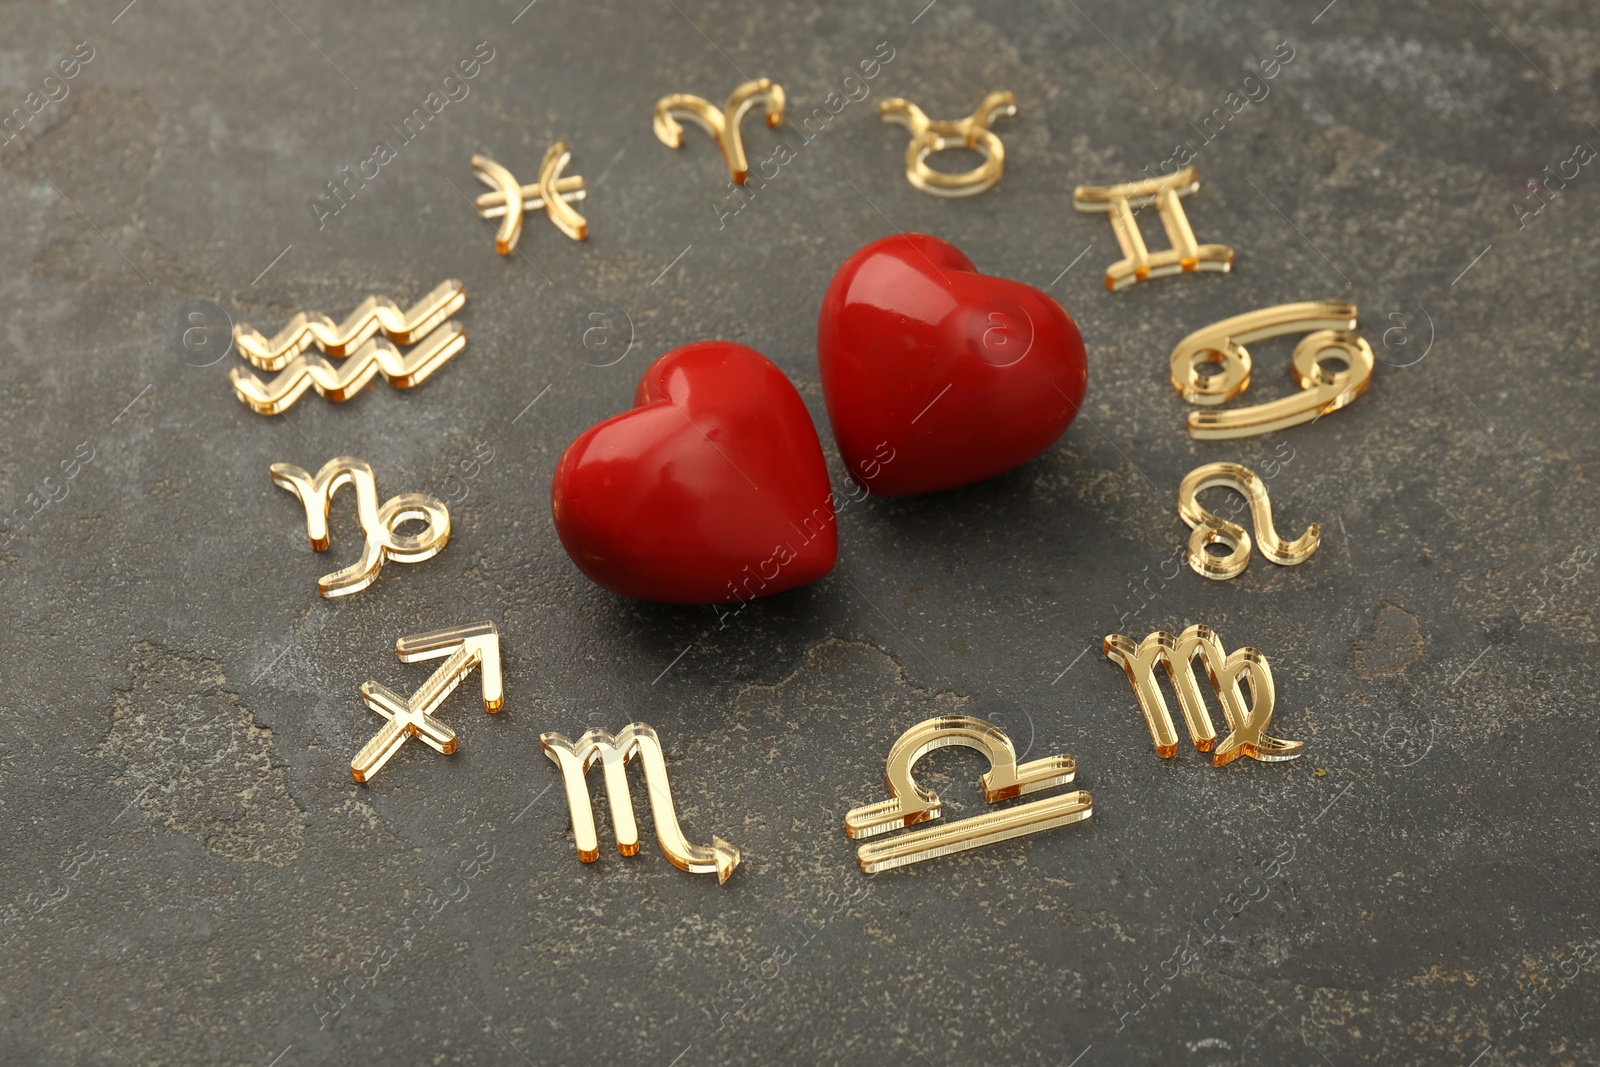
[818,233,1088,496]
[551,341,838,605]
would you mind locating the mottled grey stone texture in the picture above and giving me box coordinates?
[0,1,1596,1064]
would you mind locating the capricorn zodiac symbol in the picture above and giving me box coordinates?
[270,457,450,597]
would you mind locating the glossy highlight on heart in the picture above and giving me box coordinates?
[551,341,838,604]
[818,233,1088,496]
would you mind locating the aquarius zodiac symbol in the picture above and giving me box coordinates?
[653,78,785,184]
[540,723,740,884]
[1073,167,1233,290]
[230,321,466,415]
[877,91,1017,198]
[844,715,1092,873]
[1177,462,1321,580]
[233,279,466,370]
[1169,300,1373,439]
[352,623,502,783]
[270,457,450,597]
[471,142,588,255]
[1103,625,1302,766]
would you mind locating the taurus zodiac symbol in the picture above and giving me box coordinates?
[1177,462,1321,580]
[540,723,740,884]
[653,78,785,184]
[1168,300,1374,439]
[1103,625,1302,766]
[352,623,503,783]
[844,715,1092,873]
[232,279,466,370]
[877,91,1017,197]
[270,457,450,597]
[471,142,588,254]
[1073,166,1234,290]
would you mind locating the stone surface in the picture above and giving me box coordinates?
[0,1,1596,1064]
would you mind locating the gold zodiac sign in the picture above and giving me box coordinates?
[877,91,1017,198]
[540,723,740,884]
[1169,300,1373,439]
[230,321,466,415]
[653,78,785,184]
[471,142,588,255]
[352,623,503,783]
[270,457,450,597]
[844,715,1092,874]
[1178,462,1320,580]
[233,279,466,370]
[1072,167,1233,290]
[1104,625,1302,766]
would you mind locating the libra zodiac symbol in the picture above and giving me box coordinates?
[845,715,1093,873]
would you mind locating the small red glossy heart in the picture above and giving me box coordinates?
[818,233,1088,496]
[551,341,838,604]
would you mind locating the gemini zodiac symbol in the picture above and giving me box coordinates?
[1073,167,1233,290]
[1103,625,1302,767]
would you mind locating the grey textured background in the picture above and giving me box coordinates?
[1,0,1597,1064]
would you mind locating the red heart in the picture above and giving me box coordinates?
[818,233,1088,496]
[551,341,838,604]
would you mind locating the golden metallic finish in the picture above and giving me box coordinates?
[352,622,502,783]
[233,279,466,370]
[230,321,466,415]
[471,142,588,255]
[1073,167,1233,290]
[845,715,1092,874]
[877,91,1017,198]
[1171,302,1354,406]
[653,78,785,184]
[540,723,740,884]
[1104,625,1302,766]
[1170,302,1375,439]
[270,457,449,598]
[1177,462,1321,580]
